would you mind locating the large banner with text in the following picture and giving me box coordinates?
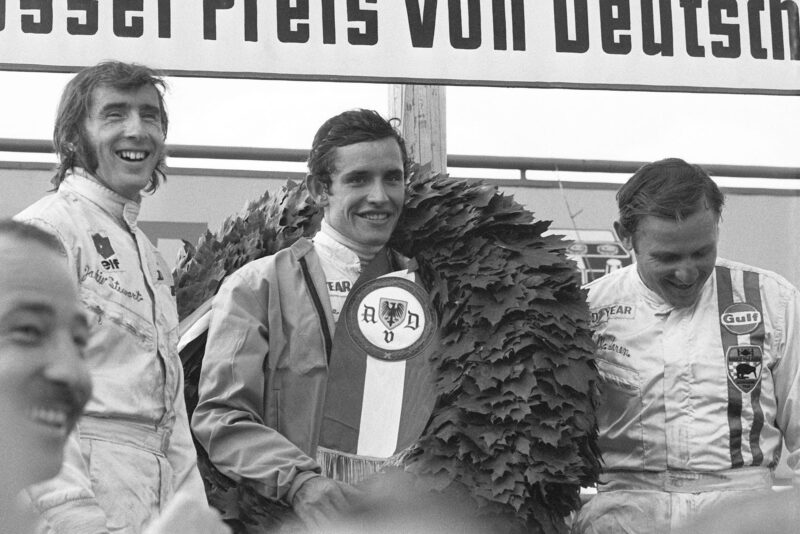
[0,0,797,93]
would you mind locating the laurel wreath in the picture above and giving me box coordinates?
[174,167,600,533]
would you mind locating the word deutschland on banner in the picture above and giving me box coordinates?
[0,1,797,92]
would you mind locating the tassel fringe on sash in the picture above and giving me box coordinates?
[316,446,407,485]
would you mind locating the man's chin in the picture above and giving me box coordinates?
[357,227,396,248]
[666,293,701,309]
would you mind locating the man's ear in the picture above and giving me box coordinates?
[613,220,634,251]
[306,174,329,207]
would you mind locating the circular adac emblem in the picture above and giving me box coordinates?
[720,302,762,335]
[343,276,437,362]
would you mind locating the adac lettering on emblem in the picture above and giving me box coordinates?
[590,304,635,326]
[345,276,437,362]
[720,302,761,335]
[726,344,763,393]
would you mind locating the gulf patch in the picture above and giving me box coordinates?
[726,344,763,394]
[720,302,762,335]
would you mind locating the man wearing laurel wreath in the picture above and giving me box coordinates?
[573,159,800,533]
[192,109,439,530]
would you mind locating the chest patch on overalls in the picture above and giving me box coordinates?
[726,345,763,394]
[92,232,123,272]
[720,302,761,335]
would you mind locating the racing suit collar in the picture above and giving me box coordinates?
[61,168,142,231]
[313,221,364,276]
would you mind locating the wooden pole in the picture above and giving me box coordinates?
[388,85,447,176]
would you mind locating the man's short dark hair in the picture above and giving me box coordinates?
[617,158,725,236]
[0,219,64,255]
[52,61,169,191]
[307,109,410,185]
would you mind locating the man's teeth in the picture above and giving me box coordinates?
[361,213,389,220]
[29,407,69,430]
[118,150,147,161]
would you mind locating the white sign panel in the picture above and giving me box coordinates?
[0,0,797,94]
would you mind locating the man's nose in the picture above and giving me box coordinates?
[366,179,389,203]
[123,114,145,138]
[44,337,92,405]
[674,262,699,284]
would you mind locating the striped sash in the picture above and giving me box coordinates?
[313,253,438,482]
[715,266,766,468]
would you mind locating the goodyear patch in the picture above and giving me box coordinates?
[590,304,635,326]
[720,302,762,335]
[726,344,763,394]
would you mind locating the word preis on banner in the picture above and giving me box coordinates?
[0,1,797,94]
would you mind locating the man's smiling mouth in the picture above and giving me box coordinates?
[358,212,391,221]
[28,405,75,437]
[117,150,148,161]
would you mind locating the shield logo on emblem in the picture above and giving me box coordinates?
[726,345,763,394]
[379,298,407,330]
[91,233,115,259]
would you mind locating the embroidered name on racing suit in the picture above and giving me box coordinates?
[81,265,144,302]
[595,333,631,358]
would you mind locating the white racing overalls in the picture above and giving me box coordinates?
[573,259,800,533]
[16,169,206,533]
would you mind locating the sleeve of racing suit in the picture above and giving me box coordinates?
[191,265,322,504]
[15,216,111,534]
[772,284,800,486]
[165,362,210,505]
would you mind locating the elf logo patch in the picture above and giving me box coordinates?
[92,233,115,259]
[720,303,761,335]
[726,345,763,393]
[92,232,122,271]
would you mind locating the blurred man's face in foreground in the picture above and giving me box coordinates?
[0,234,92,489]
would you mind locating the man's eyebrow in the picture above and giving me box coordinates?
[650,251,679,260]
[98,102,128,113]
[342,169,370,178]
[0,302,55,321]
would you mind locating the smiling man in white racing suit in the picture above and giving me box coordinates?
[573,158,800,534]
[15,61,206,534]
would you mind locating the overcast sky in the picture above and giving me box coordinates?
[0,71,796,186]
